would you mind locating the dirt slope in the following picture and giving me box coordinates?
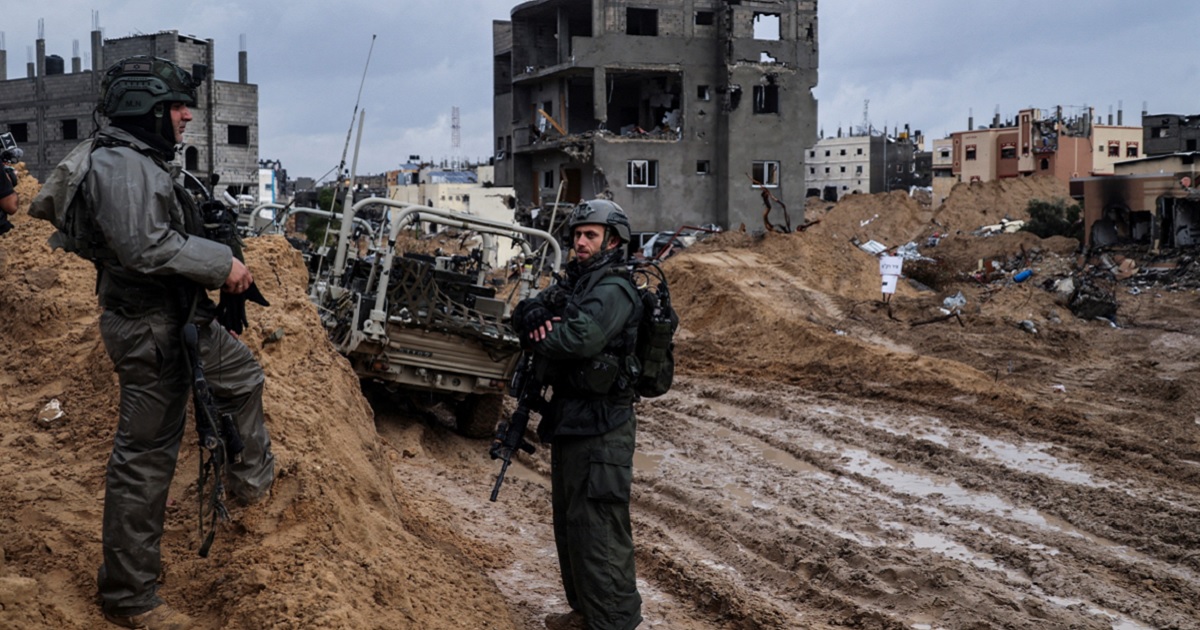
[0,175,518,629]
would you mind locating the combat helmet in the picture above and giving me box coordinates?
[567,199,632,244]
[99,56,206,119]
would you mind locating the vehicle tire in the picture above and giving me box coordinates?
[456,393,505,439]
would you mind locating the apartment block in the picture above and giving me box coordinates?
[1142,113,1200,156]
[804,129,919,202]
[493,0,819,233]
[0,26,259,196]
[940,107,1142,188]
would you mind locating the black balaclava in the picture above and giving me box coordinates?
[110,103,177,158]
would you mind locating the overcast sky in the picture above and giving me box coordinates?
[6,1,1197,182]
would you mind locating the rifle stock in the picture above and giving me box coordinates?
[488,353,541,501]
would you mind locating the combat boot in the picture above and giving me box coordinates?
[104,603,194,629]
[544,610,586,630]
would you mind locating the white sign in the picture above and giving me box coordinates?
[879,256,903,276]
[881,275,899,295]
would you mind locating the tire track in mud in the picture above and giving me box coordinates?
[367,369,1199,629]
[632,377,1200,629]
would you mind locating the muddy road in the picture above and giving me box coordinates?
[378,362,1200,629]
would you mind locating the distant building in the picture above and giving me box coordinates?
[804,128,920,202]
[931,137,955,207]
[493,0,819,233]
[0,26,259,196]
[386,163,519,265]
[936,107,1142,189]
[1142,114,1200,156]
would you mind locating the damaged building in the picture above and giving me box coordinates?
[1142,113,1200,156]
[0,20,260,197]
[932,106,1141,208]
[492,0,819,233]
[1073,153,1200,250]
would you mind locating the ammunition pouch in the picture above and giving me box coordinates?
[563,351,622,397]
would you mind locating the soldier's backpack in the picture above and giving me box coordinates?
[628,261,679,398]
[28,137,110,260]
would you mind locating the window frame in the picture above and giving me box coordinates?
[627,159,659,188]
[751,160,780,188]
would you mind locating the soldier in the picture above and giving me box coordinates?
[38,56,276,629]
[0,144,19,232]
[514,200,644,630]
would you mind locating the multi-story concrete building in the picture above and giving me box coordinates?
[0,26,259,196]
[940,107,1142,188]
[804,129,919,202]
[1142,113,1200,157]
[931,137,955,207]
[493,0,819,233]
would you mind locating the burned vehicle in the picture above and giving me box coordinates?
[271,198,560,437]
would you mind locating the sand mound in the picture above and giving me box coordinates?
[0,179,517,629]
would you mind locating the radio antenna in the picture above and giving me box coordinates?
[332,34,377,187]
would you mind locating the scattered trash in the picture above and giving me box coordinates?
[834,329,846,336]
[1069,278,1118,321]
[38,399,64,426]
[1051,384,1067,393]
[974,218,1026,236]
[1052,277,1075,297]
[1014,269,1033,283]
[264,327,286,344]
[859,214,879,227]
[943,291,967,311]
[1018,320,1038,334]
[857,240,888,255]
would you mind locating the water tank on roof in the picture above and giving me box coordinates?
[46,55,65,75]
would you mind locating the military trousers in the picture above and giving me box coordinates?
[96,311,274,616]
[551,414,642,630]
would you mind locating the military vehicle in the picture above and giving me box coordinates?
[261,198,560,437]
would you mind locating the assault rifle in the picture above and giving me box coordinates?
[181,323,246,557]
[488,352,542,501]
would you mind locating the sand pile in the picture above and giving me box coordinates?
[0,178,517,629]
[665,174,1090,417]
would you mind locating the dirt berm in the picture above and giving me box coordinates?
[0,167,516,629]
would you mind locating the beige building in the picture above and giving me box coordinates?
[1091,125,1143,175]
[940,107,1142,187]
[386,166,521,266]
[931,137,955,207]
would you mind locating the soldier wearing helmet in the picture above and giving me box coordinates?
[58,56,275,629]
[511,199,644,630]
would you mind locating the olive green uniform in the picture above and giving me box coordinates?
[526,256,643,630]
[60,126,274,617]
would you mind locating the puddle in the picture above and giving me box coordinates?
[907,530,1027,583]
[1038,590,1155,630]
[497,457,547,489]
[836,447,1124,548]
[712,426,823,476]
[864,414,1106,487]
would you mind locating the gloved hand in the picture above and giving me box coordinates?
[515,301,552,338]
[3,166,17,188]
[215,281,270,335]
